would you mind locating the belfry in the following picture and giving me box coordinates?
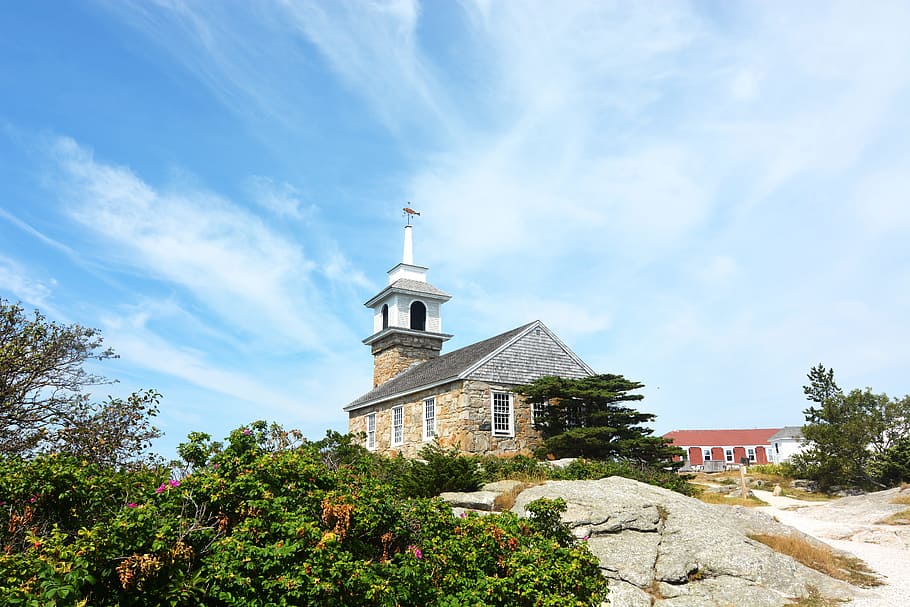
[362,218,452,387]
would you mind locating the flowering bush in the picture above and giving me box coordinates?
[0,423,608,606]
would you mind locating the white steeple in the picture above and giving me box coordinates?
[403,224,414,265]
[362,214,452,386]
[388,224,428,284]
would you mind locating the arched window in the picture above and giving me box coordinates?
[410,301,426,331]
[381,304,389,329]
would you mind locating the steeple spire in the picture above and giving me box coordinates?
[362,209,452,387]
[403,224,414,265]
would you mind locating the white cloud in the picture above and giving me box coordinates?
[0,255,55,308]
[246,176,313,220]
[49,137,353,352]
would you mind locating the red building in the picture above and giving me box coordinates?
[663,428,780,468]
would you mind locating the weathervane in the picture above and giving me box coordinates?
[403,204,421,225]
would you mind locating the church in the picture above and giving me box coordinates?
[344,221,595,457]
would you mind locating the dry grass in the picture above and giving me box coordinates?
[878,508,910,525]
[492,482,534,511]
[780,488,833,502]
[878,492,910,523]
[696,491,768,507]
[786,586,848,606]
[749,533,882,588]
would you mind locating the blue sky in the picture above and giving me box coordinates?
[2,1,909,459]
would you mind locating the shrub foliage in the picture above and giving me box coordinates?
[0,422,608,606]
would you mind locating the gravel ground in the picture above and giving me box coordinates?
[753,487,910,607]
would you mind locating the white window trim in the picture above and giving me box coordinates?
[391,405,404,446]
[423,397,436,441]
[703,449,711,461]
[747,448,756,462]
[725,449,734,463]
[491,391,514,437]
[366,412,376,451]
[531,399,547,428]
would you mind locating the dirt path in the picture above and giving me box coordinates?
[753,487,910,606]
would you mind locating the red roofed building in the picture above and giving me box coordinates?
[662,428,780,468]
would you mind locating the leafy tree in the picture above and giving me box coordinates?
[0,299,161,464]
[1,299,116,454]
[870,435,910,486]
[47,389,164,468]
[795,364,910,489]
[518,374,682,466]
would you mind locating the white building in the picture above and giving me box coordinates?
[768,426,808,464]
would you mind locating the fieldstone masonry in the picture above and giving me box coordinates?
[370,331,444,387]
[349,379,544,457]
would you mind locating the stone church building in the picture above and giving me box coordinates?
[344,223,595,457]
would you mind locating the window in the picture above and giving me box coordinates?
[409,301,426,331]
[531,399,547,428]
[391,406,403,446]
[366,413,376,450]
[423,397,435,441]
[747,448,756,462]
[492,392,514,437]
[725,449,734,463]
[381,304,389,329]
[774,442,779,453]
[703,449,711,461]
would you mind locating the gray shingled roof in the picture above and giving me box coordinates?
[364,278,451,306]
[769,426,803,441]
[344,322,534,411]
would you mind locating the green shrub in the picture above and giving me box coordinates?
[547,458,698,496]
[476,454,549,482]
[393,443,483,498]
[0,425,608,606]
[475,454,697,496]
[748,463,797,477]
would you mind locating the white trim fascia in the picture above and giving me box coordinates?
[458,321,539,379]
[361,326,453,346]
[542,324,597,376]
[364,282,451,308]
[343,376,460,412]
[458,320,595,379]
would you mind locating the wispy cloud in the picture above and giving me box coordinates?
[48,136,353,352]
[29,0,910,439]
[246,176,314,220]
[0,255,55,308]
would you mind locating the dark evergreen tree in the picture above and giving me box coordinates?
[517,374,682,466]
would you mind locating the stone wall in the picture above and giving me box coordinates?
[370,332,443,387]
[347,379,545,457]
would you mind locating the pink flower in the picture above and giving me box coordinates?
[127,502,138,508]
[242,428,252,435]
[29,495,37,503]
[459,512,467,518]
[168,479,181,488]
[155,483,167,494]
[408,545,422,559]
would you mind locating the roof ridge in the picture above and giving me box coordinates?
[344,321,538,411]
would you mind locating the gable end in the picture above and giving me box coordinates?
[465,323,593,385]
